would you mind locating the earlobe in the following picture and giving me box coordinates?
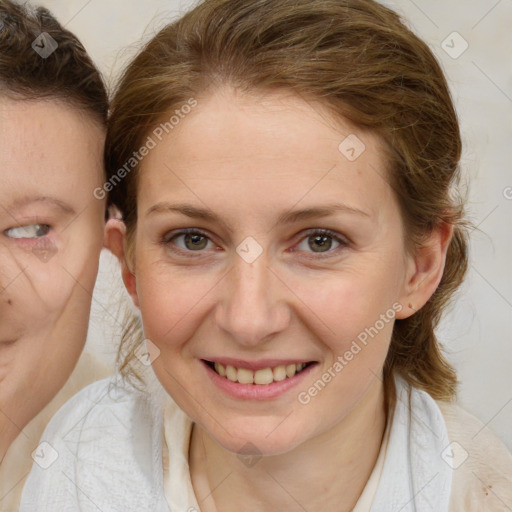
[396,223,453,319]
[104,219,140,309]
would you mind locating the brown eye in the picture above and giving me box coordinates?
[184,233,208,250]
[308,234,333,253]
[164,229,214,253]
[295,229,345,255]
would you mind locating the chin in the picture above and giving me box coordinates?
[205,417,308,458]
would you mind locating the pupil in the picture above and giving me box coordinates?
[309,235,331,252]
[185,233,207,250]
[36,225,49,237]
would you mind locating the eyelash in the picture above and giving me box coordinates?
[161,228,349,258]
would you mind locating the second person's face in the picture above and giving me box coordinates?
[0,98,105,447]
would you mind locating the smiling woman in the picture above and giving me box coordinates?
[0,0,110,508]
[20,0,512,511]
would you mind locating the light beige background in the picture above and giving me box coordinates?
[37,0,512,449]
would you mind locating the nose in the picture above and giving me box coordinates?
[214,254,291,347]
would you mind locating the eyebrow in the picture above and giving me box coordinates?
[146,202,370,229]
[7,195,76,215]
[277,204,370,223]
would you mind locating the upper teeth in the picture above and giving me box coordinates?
[213,362,306,385]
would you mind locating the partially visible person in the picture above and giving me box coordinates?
[0,0,111,507]
[20,0,512,511]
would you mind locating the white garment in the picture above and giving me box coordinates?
[161,374,451,512]
[19,374,512,511]
[0,353,111,512]
[160,398,392,510]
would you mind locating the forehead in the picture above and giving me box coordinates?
[137,88,393,218]
[0,97,105,204]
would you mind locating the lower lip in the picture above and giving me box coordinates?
[202,360,317,400]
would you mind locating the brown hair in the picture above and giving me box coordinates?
[0,0,108,125]
[106,0,468,400]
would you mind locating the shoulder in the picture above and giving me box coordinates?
[0,353,111,511]
[20,376,169,511]
[37,375,154,443]
[436,400,512,511]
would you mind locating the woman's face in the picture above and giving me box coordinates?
[0,98,105,446]
[124,87,433,456]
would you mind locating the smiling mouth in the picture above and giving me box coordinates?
[204,360,315,385]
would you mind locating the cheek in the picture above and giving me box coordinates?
[24,265,82,313]
[0,226,103,312]
[0,257,65,319]
[293,264,402,337]
[136,267,213,351]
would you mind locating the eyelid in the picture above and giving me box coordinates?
[299,228,349,244]
[162,228,218,255]
[162,227,349,258]
[292,228,350,256]
[163,227,213,244]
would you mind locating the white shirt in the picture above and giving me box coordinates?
[0,353,110,512]
[19,374,512,511]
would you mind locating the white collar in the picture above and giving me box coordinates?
[162,375,453,511]
[369,376,452,511]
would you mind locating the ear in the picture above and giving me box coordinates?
[104,218,139,308]
[396,222,453,320]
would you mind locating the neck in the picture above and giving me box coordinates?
[190,378,387,512]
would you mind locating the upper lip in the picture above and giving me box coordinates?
[202,358,315,371]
